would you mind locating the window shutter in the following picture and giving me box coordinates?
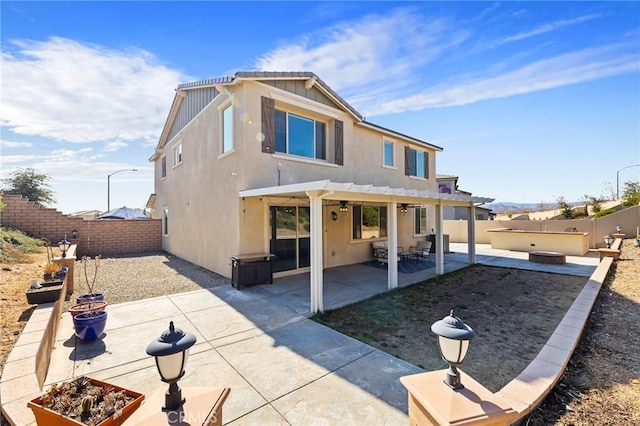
[261,96,275,153]
[404,146,411,176]
[424,152,429,179]
[334,120,344,165]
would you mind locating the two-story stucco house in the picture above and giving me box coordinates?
[149,71,492,312]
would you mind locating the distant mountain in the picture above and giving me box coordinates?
[485,201,582,213]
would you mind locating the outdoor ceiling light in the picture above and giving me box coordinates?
[71,229,78,239]
[339,201,348,212]
[400,204,409,215]
[58,236,71,258]
[431,310,475,390]
[604,234,613,248]
[146,321,197,411]
[331,211,338,221]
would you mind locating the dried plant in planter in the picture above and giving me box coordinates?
[29,376,144,425]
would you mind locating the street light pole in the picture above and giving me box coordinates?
[616,164,640,199]
[107,169,138,211]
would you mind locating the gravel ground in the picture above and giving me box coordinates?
[66,251,231,308]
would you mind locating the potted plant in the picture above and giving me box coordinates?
[43,261,61,282]
[70,255,108,342]
[28,376,144,425]
[634,236,640,248]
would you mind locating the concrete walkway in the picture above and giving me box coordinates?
[9,244,600,425]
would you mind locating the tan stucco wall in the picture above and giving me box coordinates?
[486,229,589,255]
[153,79,442,278]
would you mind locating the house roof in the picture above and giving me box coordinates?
[153,71,442,157]
[239,180,493,207]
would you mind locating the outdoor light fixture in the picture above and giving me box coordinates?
[331,211,338,221]
[431,310,475,390]
[146,321,197,411]
[339,201,348,212]
[58,236,71,258]
[71,229,78,239]
[400,204,409,215]
[604,234,613,248]
[616,225,622,233]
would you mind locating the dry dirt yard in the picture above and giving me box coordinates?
[1,241,639,425]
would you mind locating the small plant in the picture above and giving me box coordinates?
[81,255,102,295]
[43,261,60,276]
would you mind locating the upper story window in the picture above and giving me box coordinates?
[414,206,427,235]
[352,205,387,240]
[405,147,429,179]
[221,104,233,154]
[274,109,326,160]
[161,156,167,178]
[173,143,183,166]
[383,140,394,167]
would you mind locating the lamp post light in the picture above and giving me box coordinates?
[107,169,138,212]
[604,234,613,248]
[431,310,475,390]
[58,236,71,258]
[146,321,196,411]
[615,225,622,234]
[616,164,640,200]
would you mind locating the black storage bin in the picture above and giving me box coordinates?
[230,254,274,290]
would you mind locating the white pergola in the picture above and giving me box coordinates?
[240,180,493,313]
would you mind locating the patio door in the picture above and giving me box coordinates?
[270,206,311,273]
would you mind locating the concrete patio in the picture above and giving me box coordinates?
[2,244,600,425]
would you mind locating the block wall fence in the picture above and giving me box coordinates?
[0,194,162,256]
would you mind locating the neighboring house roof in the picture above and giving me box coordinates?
[152,71,442,159]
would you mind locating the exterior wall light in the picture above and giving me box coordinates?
[400,204,409,215]
[331,211,338,221]
[339,201,348,212]
[604,234,613,248]
[616,225,622,233]
[146,321,197,411]
[58,236,71,258]
[71,229,78,239]
[431,310,475,390]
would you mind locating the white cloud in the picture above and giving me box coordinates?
[368,45,640,115]
[0,37,189,144]
[1,139,33,148]
[255,8,469,98]
[501,14,601,44]
[104,141,128,152]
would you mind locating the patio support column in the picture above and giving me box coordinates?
[388,201,399,289]
[468,205,476,264]
[435,204,444,275]
[308,192,324,313]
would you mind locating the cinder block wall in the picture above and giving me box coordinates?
[1,194,161,256]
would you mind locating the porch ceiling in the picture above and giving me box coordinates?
[239,180,494,207]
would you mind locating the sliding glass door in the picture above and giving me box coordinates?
[270,206,311,273]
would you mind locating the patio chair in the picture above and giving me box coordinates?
[411,240,432,260]
[372,241,403,265]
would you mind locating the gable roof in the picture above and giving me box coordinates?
[152,71,441,157]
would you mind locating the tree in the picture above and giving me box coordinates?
[583,194,602,214]
[621,181,640,208]
[557,196,573,219]
[1,168,55,207]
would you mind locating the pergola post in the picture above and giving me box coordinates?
[388,201,398,289]
[435,204,444,275]
[468,205,476,264]
[308,193,324,313]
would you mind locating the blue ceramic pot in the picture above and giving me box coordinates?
[73,310,108,343]
[76,293,105,305]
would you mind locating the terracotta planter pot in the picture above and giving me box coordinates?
[68,301,108,318]
[28,377,144,425]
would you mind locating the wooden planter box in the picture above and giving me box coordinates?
[25,280,64,304]
[27,377,144,425]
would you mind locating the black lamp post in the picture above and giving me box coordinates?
[431,310,475,390]
[58,236,71,258]
[604,234,613,248]
[146,321,197,410]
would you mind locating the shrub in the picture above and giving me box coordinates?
[0,227,44,262]
[594,208,616,218]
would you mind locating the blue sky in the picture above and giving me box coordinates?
[1,1,639,214]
